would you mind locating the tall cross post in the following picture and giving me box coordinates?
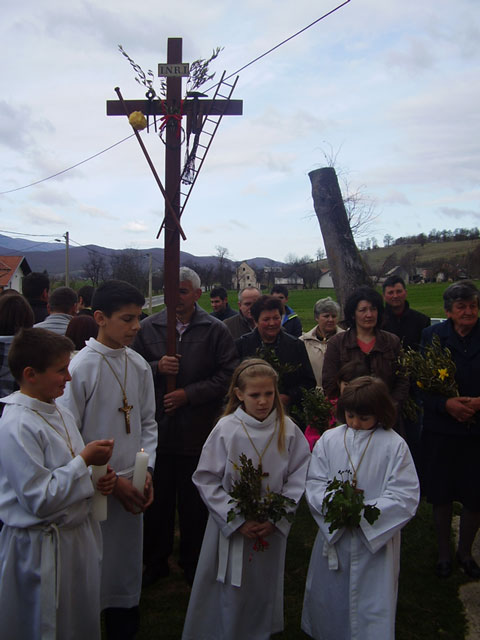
[107,37,242,392]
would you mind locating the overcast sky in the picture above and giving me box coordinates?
[1,0,479,262]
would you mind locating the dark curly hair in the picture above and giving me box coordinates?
[344,286,384,328]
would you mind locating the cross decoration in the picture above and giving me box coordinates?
[106,38,242,393]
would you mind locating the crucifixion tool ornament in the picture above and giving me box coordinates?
[107,38,242,393]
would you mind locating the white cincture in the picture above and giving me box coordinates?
[217,531,244,587]
[323,540,339,571]
[39,523,61,640]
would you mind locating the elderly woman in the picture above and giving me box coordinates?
[322,286,409,414]
[235,295,315,411]
[300,297,344,388]
[421,281,480,579]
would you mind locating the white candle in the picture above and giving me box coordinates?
[91,464,108,521]
[132,449,149,495]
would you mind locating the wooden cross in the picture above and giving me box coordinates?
[107,38,242,393]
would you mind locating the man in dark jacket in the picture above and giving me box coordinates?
[382,276,430,349]
[225,286,261,339]
[271,284,302,337]
[133,267,238,587]
[209,286,237,321]
[22,272,50,324]
[382,276,430,467]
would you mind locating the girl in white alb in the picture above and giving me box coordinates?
[302,376,420,640]
[182,358,310,640]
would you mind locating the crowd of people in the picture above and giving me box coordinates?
[0,270,479,639]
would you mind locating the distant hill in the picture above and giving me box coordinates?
[312,238,480,275]
[0,235,285,276]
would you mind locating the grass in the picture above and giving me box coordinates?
[192,282,480,328]
[135,500,469,639]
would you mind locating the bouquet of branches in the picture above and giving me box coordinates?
[255,346,300,388]
[321,470,380,534]
[291,387,336,436]
[398,335,459,420]
[227,454,296,551]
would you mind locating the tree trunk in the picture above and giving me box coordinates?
[309,167,370,313]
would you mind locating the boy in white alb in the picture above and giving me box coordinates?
[0,328,114,640]
[58,280,157,639]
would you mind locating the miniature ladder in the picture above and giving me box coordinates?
[178,71,239,218]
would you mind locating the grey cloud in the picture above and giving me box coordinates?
[438,206,480,220]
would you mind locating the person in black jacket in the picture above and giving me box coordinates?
[382,276,430,467]
[421,281,480,579]
[271,284,302,337]
[382,276,430,349]
[235,295,315,419]
[209,287,238,321]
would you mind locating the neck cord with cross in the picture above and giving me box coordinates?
[90,347,132,434]
[343,426,376,489]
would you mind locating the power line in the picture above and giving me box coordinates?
[0,1,351,197]
[0,229,59,238]
[205,0,351,91]
[0,134,135,195]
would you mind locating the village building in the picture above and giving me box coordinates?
[232,261,259,290]
[0,256,31,292]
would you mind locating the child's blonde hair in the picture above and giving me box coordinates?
[224,358,286,452]
[336,375,396,430]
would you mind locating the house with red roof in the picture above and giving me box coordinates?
[0,256,32,292]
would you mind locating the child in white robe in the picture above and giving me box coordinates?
[302,376,420,640]
[182,358,310,640]
[58,280,157,640]
[0,328,114,640]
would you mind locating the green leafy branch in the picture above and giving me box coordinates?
[227,454,296,526]
[321,470,380,534]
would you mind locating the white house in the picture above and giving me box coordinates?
[0,256,31,292]
[317,269,334,288]
[232,261,259,290]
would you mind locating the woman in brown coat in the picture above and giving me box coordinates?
[322,287,409,418]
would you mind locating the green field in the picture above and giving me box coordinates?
[193,281,480,325]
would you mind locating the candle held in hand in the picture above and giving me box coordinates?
[91,464,108,521]
[132,449,149,495]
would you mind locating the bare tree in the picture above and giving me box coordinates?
[215,245,233,288]
[309,167,371,311]
[314,146,379,240]
[83,252,109,287]
[110,250,148,293]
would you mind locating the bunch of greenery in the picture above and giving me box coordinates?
[321,471,380,534]
[291,387,335,435]
[255,346,300,388]
[398,335,459,420]
[227,454,297,551]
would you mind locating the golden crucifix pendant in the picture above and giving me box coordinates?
[119,398,133,434]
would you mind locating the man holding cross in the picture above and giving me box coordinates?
[133,267,238,586]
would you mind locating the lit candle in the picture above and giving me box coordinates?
[132,449,149,495]
[91,464,108,521]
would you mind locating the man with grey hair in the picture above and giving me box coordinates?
[300,297,344,387]
[225,286,261,339]
[133,267,238,587]
[34,286,78,335]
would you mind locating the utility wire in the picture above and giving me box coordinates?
[0,1,351,196]
[0,135,135,195]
